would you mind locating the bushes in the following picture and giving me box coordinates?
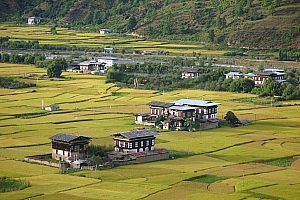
[0,77,36,89]
[0,177,30,193]
[279,49,300,61]
[0,52,45,64]
[106,63,256,93]
[224,111,240,126]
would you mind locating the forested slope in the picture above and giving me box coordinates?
[1,0,299,48]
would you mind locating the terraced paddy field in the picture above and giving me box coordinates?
[0,63,300,200]
[0,24,226,55]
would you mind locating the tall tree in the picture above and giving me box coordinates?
[224,111,239,125]
[127,16,137,32]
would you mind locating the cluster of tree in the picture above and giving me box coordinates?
[107,61,300,100]
[0,77,36,89]
[46,59,68,78]
[278,49,300,61]
[254,78,300,100]
[0,52,45,64]
[106,62,256,93]
[87,144,113,167]
[224,111,240,126]
[0,52,68,78]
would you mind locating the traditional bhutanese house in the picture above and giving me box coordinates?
[135,113,156,126]
[250,72,285,87]
[66,62,80,72]
[168,105,196,118]
[172,99,218,120]
[113,129,157,153]
[50,133,91,161]
[162,116,186,131]
[181,68,202,79]
[78,61,106,73]
[149,101,174,116]
[225,72,244,79]
[97,56,119,68]
[28,17,41,25]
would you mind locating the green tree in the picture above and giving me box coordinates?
[127,16,137,32]
[275,0,282,7]
[46,59,67,78]
[208,29,215,43]
[50,26,57,34]
[262,78,282,96]
[224,111,239,125]
[47,65,62,78]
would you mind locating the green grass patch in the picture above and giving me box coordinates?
[169,150,194,159]
[0,177,30,193]
[185,175,228,184]
[0,77,36,89]
[15,112,48,119]
[111,92,129,96]
[230,97,274,105]
[256,156,295,167]
[246,191,282,200]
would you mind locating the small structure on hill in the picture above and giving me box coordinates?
[50,133,91,162]
[45,104,59,111]
[103,48,114,54]
[100,29,112,34]
[225,72,244,79]
[181,68,202,79]
[28,17,41,25]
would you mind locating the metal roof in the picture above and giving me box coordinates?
[79,61,105,66]
[98,56,118,60]
[182,68,201,73]
[169,105,197,111]
[50,133,90,143]
[149,101,175,108]
[225,72,244,76]
[114,129,157,139]
[264,68,284,73]
[172,99,218,107]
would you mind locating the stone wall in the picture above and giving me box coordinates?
[24,154,61,168]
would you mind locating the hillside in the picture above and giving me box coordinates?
[1,0,300,48]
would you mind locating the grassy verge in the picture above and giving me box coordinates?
[185,175,228,184]
[0,177,30,193]
[256,156,295,167]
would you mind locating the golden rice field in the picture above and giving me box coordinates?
[0,63,300,200]
[0,24,226,55]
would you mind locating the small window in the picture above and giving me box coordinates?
[135,142,138,147]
